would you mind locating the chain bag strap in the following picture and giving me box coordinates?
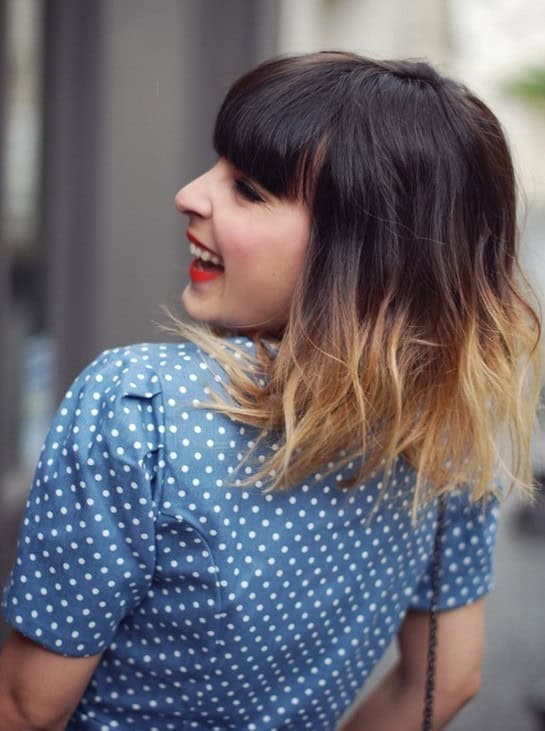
[421,496,447,731]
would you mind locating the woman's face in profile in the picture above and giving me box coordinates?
[175,157,310,332]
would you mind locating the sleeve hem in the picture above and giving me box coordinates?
[408,583,494,613]
[1,601,110,658]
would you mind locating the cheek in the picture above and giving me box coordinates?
[277,219,310,271]
[218,212,310,275]
[216,218,255,260]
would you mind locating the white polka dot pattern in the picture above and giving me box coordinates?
[1,338,500,730]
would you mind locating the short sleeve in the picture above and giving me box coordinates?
[2,347,166,656]
[409,488,500,611]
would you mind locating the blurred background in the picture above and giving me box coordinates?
[0,1,544,729]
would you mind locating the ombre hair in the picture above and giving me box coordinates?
[163,51,543,514]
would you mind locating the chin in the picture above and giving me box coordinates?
[181,289,209,321]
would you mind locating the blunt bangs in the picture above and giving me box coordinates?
[212,57,343,202]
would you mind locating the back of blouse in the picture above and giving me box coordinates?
[2,338,499,731]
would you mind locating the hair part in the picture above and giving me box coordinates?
[164,51,543,518]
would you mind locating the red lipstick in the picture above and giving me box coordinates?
[189,260,224,283]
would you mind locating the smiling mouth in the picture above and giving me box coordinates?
[187,236,225,283]
[189,242,224,268]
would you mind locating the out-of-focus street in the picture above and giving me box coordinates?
[450,494,545,731]
[344,491,545,731]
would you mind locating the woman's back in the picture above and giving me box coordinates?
[3,340,498,730]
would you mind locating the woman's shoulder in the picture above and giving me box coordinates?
[102,335,259,362]
[85,335,260,394]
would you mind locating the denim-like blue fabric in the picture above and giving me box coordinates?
[2,338,499,730]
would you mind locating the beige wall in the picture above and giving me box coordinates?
[449,0,545,207]
[278,0,450,66]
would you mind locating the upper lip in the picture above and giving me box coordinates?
[187,231,222,259]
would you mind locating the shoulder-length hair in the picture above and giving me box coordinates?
[164,51,542,514]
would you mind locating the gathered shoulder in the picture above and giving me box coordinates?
[87,336,259,396]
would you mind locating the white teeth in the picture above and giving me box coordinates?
[189,242,223,266]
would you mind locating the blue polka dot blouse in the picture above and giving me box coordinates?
[2,337,499,730]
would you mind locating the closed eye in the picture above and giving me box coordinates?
[234,178,264,203]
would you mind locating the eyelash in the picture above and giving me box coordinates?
[234,178,264,203]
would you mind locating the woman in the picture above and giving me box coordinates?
[0,51,541,730]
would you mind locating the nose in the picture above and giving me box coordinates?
[174,170,212,218]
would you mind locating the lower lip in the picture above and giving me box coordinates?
[189,259,224,283]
